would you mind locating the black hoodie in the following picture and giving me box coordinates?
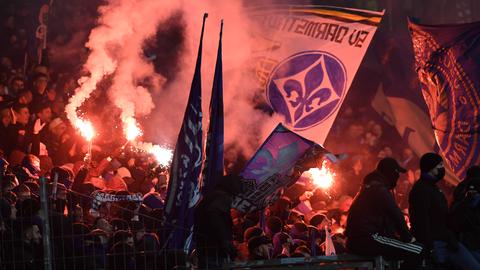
[409,174,454,250]
[345,171,412,242]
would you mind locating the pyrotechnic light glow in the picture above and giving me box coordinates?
[134,142,173,167]
[149,145,173,167]
[306,160,335,189]
[76,120,95,141]
[125,117,143,141]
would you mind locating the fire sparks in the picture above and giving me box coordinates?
[134,142,173,167]
[76,120,95,141]
[125,117,143,141]
[149,145,174,167]
[306,160,335,189]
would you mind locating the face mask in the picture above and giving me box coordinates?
[435,168,446,181]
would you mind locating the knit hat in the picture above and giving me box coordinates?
[420,153,443,173]
[142,192,164,210]
[248,235,271,253]
[466,166,480,179]
[115,167,132,179]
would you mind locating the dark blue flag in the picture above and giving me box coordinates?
[164,14,207,251]
[201,21,224,195]
[409,20,480,179]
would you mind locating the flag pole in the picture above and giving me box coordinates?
[164,12,208,251]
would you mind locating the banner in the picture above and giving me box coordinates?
[409,20,480,179]
[164,14,207,251]
[201,21,224,195]
[232,123,333,213]
[249,5,384,144]
[27,0,50,65]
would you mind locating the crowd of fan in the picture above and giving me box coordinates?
[1,2,477,270]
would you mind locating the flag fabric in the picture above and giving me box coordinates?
[409,20,480,179]
[232,123,332,213]
[371,84,459,184]
[27,0,50,65]
[164,14,207,251]
[248,5,383,144]
[201,21,224,195]
[324,225,336,256]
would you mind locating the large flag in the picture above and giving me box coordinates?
[201,21,224,195]
[27,0,51,65]
[164,14,207,250]
[248,6,384,144]
[409,20,480,179]
[232,123,333,213]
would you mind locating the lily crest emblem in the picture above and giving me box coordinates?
[267,51,347,130]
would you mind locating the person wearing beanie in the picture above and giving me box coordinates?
[194,174,243,269]
[409,153,480,269]
[346,157,423,270]
[247,235,273,260]
[453,165,480,206]
[450,176,480,260]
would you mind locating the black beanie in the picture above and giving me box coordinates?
[420,153,443,173]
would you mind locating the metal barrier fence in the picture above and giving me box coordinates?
[0,177,230,270]
[1,177,400,270]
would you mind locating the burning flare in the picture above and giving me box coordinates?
[76,120,95,141]
[125,117,143,141]
[306,160,335,189]
[134,142,173,167]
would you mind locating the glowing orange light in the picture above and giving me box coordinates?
[149,145,173,167]
[76,120,95,141]
[306,160,335,189]
[125,117,142,141]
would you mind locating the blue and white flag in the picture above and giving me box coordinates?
[249,6,383,144]
[409,20,480,179]
[201,21,224,195]
[164,14,207,251]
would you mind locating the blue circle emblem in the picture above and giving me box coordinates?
[266,51,347,130]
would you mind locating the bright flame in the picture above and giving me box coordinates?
[306,160,335,189]
[76,120,95,141]
[134,142,173,167]
[149,145,173,167]
[125,117,142,141]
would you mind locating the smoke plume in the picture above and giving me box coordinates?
[67,0,277,168]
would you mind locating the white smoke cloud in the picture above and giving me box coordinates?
[68,0,277,163]
[66,0,179,134]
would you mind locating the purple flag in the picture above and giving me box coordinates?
[409,20,480,179]
[233,123,332,213]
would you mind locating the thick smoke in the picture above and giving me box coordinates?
[147,0,276,161]
[66,0,179,135]
[68,0,277,168]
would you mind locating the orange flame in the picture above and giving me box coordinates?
[306,160,335,189]
[76,120,95,141]
[125,117,142,141]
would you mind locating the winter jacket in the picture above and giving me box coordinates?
[409,175,455,250]
[345,171,412,242]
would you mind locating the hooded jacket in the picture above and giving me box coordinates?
[409,174,453,249]
[345,171,412,242]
